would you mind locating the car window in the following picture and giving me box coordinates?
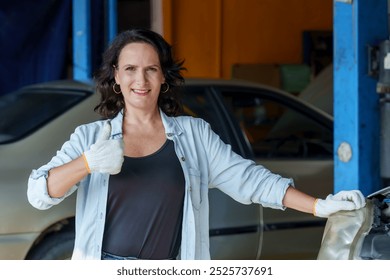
[181,86,227,139]
[222,92,333,159]
[0,89,87,144]
[180,85,248,156]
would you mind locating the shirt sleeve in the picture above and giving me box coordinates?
[27,124,90,210]
[27,169,77,210]
[199,119,294,210]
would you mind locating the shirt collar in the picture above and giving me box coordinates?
[160,108,183,137]
[109,108,184,138]
[110,110,124,137]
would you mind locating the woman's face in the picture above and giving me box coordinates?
[114,42,165,112]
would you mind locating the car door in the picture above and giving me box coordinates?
[215,85,334,259]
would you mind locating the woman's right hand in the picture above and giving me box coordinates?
[83,122,124,174]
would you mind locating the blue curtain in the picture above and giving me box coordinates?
[0,0,72,95]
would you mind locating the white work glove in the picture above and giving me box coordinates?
[313,190,366,218]
[82,122,124,174]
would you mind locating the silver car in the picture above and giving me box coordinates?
[0,78,333,259]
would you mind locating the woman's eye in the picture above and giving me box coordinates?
[147,67,158,72]
[126,66,136,71]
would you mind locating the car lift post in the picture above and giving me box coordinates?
[334,0,388,195]
[72,0,91,82]
[72,0,117,82]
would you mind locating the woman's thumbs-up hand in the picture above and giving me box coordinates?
[83,122,124,174]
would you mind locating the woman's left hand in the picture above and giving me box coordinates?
[313,190,366,218]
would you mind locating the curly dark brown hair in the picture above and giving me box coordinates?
[93,28,186,119]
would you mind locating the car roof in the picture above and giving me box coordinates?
[185,78,333,121]
[20,79,95,92]
[19,78,333,123]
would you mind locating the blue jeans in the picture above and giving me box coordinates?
[101,251,139,260]
[101,251,176,260]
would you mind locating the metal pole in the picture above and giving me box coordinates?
[334,0,388,195]
[107,0,117,44]
[72,0,92,82]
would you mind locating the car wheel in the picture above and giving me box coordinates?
[26,229,75,260]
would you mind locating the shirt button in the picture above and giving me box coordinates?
[188,186,192,191]
[181,156,185,161]
[167,133,173,137]
[100,212,103,219]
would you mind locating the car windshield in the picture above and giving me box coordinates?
[0,89,88,144]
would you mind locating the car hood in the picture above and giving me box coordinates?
[297,64,333,116]
[317,186,390,260]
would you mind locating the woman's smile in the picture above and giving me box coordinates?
[132,88,151,96]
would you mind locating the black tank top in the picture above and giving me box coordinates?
[102,139,185,259]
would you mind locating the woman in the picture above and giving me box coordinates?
[27,28,365,260]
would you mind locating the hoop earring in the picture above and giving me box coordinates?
[113,83,121,94]
[161,82,170,93]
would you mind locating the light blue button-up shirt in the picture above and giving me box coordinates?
[27,110,293,260]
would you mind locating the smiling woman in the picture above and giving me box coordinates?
[27,28,365,261]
